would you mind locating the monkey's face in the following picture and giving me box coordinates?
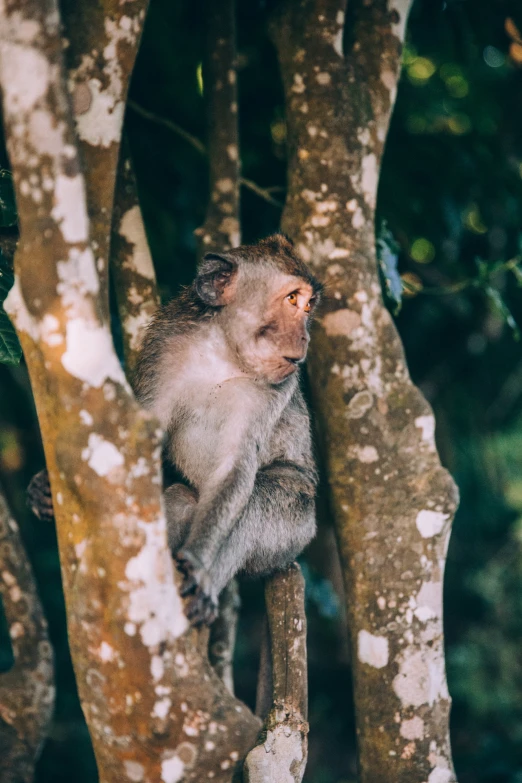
[195,239,322,385]
[225,274,318,385]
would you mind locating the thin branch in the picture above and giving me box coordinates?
[127,99,207,155]
[127,100,284,208]
[402,255,522,296]
[208,579,240,695]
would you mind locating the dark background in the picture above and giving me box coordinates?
[2,0,522,781]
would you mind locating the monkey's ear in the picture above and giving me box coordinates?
[196,253,238,306]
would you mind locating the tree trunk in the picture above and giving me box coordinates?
[271,1,459,781]
[0,488,54,783]
[0,1,260,780]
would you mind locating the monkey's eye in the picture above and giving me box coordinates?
[304,297,316,314]
[286,292,298,306]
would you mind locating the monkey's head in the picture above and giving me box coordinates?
[195,234,322,384]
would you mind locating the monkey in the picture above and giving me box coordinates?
[27,234,321,627]
[134,234,322,626]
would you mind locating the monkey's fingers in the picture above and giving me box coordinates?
[185,591,218,627]
[174,552,200,596]
[27,469,55,522]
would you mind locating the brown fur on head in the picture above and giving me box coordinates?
[195,234,322,384]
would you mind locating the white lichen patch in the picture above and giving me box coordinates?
[360,153,378,208]
[124,517,188,647]
[352,205,365,229]
[57,247,100,309]
[245,724,305,783]
[124,311,151,352]
[124,760,145,782]
[415,414,436,447]
[346,390,373,419]
[0,42,50,115]
[400,716,424,740]
[351,445,379,464]
[390,0,411,42]
[151,654,164,682]
[74,77,125,147]
[161,754,184,783]
[51,174,89,243]
[358,630,389,668]
[332,10,344,57]
[82,433,124,477]
[291,73,305,94]
[414,581,442,624]
[79,409,93,426]
[428,767,454,783]
[322,309,361,337]
[98,640,116,662]
[316,72,331,85]
[152,696,171,720]
[216,177,234,194]
[119,205,155,280]
[40,314,63,346]
[415,510,449,539]
[61,318,127,387]
[392,643,449,708]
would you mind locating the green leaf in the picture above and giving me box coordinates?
[0,249,22,365]
[377,222,403,315]
[0,170,18,228]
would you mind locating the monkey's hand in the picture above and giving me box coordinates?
[27,469,55,521]
[175,550,218,627]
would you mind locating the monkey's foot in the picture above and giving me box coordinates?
[175,550,218,627]
[27,469,55,521]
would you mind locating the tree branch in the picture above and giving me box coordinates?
[195,0,241,253]
[271,1,458,781]
[208,579,240,695]
[0,488,54,783]
[111,136,160,380]
[127,99,284,208]
[244,563,309,783]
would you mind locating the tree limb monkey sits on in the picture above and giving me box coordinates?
[135,234,322,625]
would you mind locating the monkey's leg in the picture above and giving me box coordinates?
[182,462,316,626]
[164,483,198,551]
[27,469,55,521]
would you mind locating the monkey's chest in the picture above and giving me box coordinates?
[168,378,276,487]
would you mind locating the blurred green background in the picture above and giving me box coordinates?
[2,0,522,781]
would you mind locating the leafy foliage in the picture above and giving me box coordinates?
[0,249,21,365]
[377,221,403,314]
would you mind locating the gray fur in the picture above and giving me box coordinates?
[135,235,321,624]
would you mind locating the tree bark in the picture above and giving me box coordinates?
[271,2,459,781]
[0,488,54,783]
[0,1,260,780]
[195,0,241,253]
[111,136,160,380]
[244,563,309,783]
